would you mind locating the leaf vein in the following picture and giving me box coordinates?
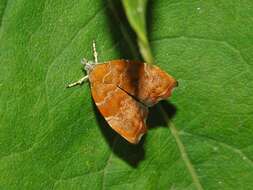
[181,130,253,167]
[158,105,204,190]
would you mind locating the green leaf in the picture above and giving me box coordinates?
[122,0,154,64]
[1,1,253,190]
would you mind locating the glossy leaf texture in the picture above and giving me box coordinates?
[0,0,253,190]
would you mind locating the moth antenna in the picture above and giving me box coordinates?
[92,40,98,63]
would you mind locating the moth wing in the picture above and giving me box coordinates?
[90,82,148,144]
[105,60,177,107]
[137,63,178,106]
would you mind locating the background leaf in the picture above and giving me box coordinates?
[122,0,154,64]
[1,1,253,190]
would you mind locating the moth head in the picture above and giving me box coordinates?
[82,59,96,74]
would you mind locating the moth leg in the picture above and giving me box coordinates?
[92,40,98,63]
[66,75,89,88]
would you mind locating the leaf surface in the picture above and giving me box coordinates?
[1,0,253,190]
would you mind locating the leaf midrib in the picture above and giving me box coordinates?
[158,105,204,190]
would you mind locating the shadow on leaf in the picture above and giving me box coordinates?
[147,100,177,129]
[105,0,141,60]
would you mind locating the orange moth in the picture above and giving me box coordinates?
[67,41,177,144]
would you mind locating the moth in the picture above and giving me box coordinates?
[67,41,177,144]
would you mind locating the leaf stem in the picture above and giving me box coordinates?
[157,104,204,190]
[122,0,154,64]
